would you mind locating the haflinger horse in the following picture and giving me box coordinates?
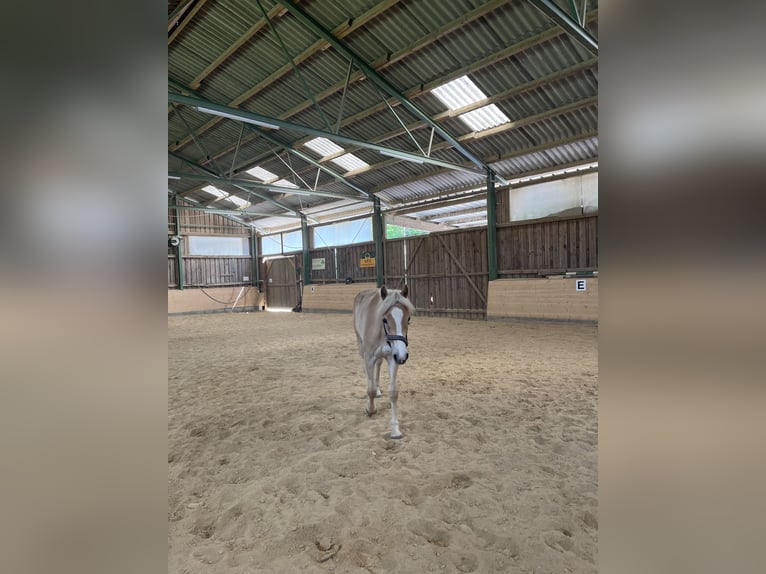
[353,284,414,439]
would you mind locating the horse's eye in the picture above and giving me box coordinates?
[408,317,411,324]
[382,318,388,324]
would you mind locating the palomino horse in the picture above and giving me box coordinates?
[353,285,414,439]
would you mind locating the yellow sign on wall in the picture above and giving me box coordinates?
[360,257,376,268]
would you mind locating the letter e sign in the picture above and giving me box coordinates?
[576,279,586,291]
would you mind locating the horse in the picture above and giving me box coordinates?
[352,284,414,439]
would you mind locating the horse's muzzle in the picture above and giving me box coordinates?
[394,352,409,365]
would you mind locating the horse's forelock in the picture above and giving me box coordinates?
[377,289,415,317]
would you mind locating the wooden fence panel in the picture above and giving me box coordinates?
[168,256,178,287]
[308,247,337,283]
[497,215,598,277]
[181,257,252,286]
[386,228,488,318]
[335,241,377,283]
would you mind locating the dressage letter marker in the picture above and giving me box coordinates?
[576,279,587,291]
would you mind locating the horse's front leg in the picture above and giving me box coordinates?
[365,358,378,416]
[387,357,402,439]
[374,358,382,398]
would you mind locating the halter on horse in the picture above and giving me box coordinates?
[353,285,414,438]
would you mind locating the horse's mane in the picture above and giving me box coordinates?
[376,289,415,317]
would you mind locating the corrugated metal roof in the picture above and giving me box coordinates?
[169,0,598,233]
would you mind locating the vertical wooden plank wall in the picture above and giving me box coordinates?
[307,241,377,284]
[497,215,598,277]
[384,229,488,319]
[168,200,254,288]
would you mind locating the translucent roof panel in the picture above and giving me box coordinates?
[245,166,278,182]
[201,185,227,198]
[304,137,344,156]
[271,179,299,189]
[431,75,487,109]
[459,104,510,132]
[227,195,250,208]
[330,153,369,172]
[431,75,510,132]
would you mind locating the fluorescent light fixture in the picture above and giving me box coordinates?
[379,149,424,164]
[195,106,280,130]
[168,175,181,180]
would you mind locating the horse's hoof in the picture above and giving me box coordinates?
[390,433,402,439]
[365,409,376,417]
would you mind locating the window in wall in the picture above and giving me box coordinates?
[313,217,372,248]
[188,236,250,256]
[431,75,510,132]
[281,229,303,253]
[260,234,282,256]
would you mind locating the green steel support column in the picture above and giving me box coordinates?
[373,198,385,287]
[486,170,498,281]
[251,227,259,287]
[172,197,185,290]
[301,215,311,287]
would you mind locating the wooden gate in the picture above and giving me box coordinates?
[264,256,299,310]
[385,228,488,319]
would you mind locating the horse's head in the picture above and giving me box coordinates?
[380,285,412,365]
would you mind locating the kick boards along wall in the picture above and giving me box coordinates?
[168,201,261,314]
[300,215,598,321]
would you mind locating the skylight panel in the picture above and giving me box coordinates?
[304,137,344,157]
[330,153,369,172]
[246,166,278,182]
[271,179,299,189]
[458,104,510,131]
[431,75,510,132]
[227,195,250,208]
[304,137,369,173]
[431,75,487,109]
[201,185,227,198]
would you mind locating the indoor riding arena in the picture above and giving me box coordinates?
[168,1,598,572]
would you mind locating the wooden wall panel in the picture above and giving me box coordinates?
[335,241,377,283]
[384,228,488,319]
[497,215,597,277]
[168,256,178,287]
[168,202,254,289]
[496,187,510,224]
[308,247,337,283]
[181,257,252,286]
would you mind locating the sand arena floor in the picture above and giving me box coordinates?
[168,311,598,573]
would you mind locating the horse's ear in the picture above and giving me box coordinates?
[380,285,388,299]
[401,284,408,298]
